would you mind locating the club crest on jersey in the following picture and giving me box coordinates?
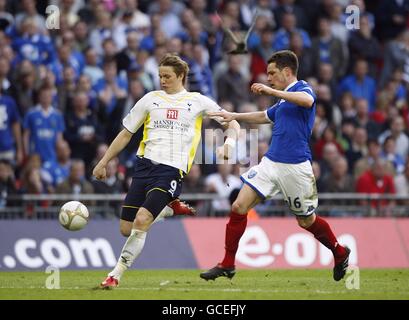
[167,109,179,119]
[248,169,257,179]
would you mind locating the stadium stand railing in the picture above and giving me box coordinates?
[0,193,408,219]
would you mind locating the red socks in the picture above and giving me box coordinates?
[220,211,248,268]
[306,216,346,263]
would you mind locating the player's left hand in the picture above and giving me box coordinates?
[251,83,274,95]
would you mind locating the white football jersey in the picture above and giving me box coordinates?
[122,89,222,173]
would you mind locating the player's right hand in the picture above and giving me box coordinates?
[92,162,106,180]
[207,111,235,124]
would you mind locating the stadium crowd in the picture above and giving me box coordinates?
[0,0,409,216]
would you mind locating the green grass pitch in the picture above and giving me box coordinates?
[0,269,408,300]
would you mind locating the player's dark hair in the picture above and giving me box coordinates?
[267,50,299,75]
[159,53,189,85]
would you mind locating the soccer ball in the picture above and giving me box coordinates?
[58,201,89,231]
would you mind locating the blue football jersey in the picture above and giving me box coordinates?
[23,107,65,162]
[265,80,316,164]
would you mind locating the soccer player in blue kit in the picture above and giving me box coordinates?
[201,50,350,282]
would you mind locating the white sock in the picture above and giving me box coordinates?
[108,229,147,280]
[152,206,174,224]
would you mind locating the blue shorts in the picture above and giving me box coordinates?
[121,157,184,221]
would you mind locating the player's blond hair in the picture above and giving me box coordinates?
[159,53,189,85]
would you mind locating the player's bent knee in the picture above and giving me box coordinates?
[296,214,315,228]
[232,201,248,215]
[134,209,154,229]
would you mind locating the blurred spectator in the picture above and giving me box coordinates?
[148,0,184,38]
[216,55,249,108]
[42,139,71,188]
[14,0,47,34]
[314,126,344,161]
[311,17,347,80]
[379,30,409,88]
[355,98,384,140]
[115,30,140,72]
[327,2,348,44]
[0,91,23,166]
[376,0,409,41]
[347,14,381,78]
[249,26,274,83]
[317,142,341,180]
[316,63,337,102]
[378,116,409,159]
[83,47,104,85]
[12,17,55,66]
[356,158,396,216]
[64,91,101,165]
[354,139,395,179]
[321,156,354,193]
[0,160,17,208]
[9,60,39,116]
[72,20,89,53]
[273,0,309,32]
[94,58,127,143]
[205,163,242,214]
[338,59,377,112]
[381,136,406,174]
[23,86,65,163]
[289,31,313,80]
[345,126,367,173]
[89,11,114,55]
[55,159,94,206]
[56,65,77,112]
[273,12,311,51]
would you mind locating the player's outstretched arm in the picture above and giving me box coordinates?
[208,110,270,124]
[93,128,133,180]
[251,83,314,108]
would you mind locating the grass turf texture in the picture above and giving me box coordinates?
[0,269,408,300]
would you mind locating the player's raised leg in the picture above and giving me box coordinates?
[297,213,350,281]
[200,184,261,280]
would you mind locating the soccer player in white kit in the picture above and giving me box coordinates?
[93,53,240,288]
[201,50,350,282]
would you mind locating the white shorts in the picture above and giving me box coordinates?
[241,157,318,216]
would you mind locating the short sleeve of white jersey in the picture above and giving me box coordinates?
[198,94,223,114]
[122,92,151,133]
[198,94,224,124]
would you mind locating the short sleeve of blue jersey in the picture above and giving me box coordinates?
[266,105,277,122]
[298,82,317,105]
